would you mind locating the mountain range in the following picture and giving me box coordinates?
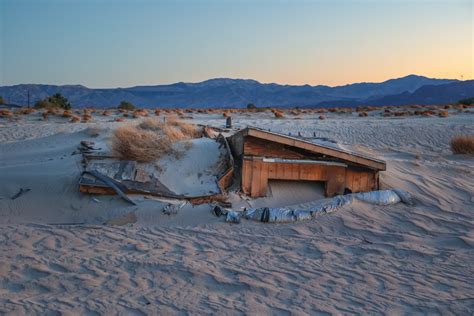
[1,75,472,108]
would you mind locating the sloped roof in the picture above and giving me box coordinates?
[239,127,386,171]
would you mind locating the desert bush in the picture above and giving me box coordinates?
[0,109,13,118]
[358,112,368,117]
[115,118,125,122]
[111,125,173,162]
[35,93,71,110]
[133,109,149,118]
[62,110,73,118]
[70,116,80,123]
[272,109,285,118]
[155,109,161,116]
[438,111,449,118]
[82,113,92,122]
[450,135,474,155]
[14,108,36,115]
[319,115,325,120]
[247,103,257,110]
[458,97,474,106]
[118,101,135,110]
[138,117,201,141]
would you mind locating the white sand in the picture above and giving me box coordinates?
[0,110,473,314]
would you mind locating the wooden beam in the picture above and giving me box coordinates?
[246,128,386,171]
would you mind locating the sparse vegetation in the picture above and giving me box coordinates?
[247,103,257,110]
[118,101,135,110]
[35,93,71,110]
[0,109,13,119]
[458,97,474,106]
[272,109,285,118]
[111,117,201,162]
[450,135,474,155]
[0,96,5,105]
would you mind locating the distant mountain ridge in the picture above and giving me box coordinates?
[0,75,469,108]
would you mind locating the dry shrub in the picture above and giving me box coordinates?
[450,135,474,155]
[358,112,368,117]
[15,108,36,115]
[42,112,49,120]
[0,109,13,118]
[70,115,80,123]
[319,115,325,120]
[102,110,111,116]
[133,109,149,118]
[272,109,285,118]
[47,108,59,115]
[82,114,92,122]
[115,118,125,122]
[155,109,161,116]
[328,108,337,113]
[394,111,408,117]
[62,110,73,118]
[111,125,172,162]
[438,111,449,118]
[138,117,201,141]
[223,111,229,117]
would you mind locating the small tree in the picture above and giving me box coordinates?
[118,101,135,110]
[458,97,474,106]
[0,96,4,105]
[247,103,256,110]
[35,93,71,109]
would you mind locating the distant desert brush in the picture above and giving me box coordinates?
[272,109,285,118]
[112,118,201,162]
[450,135,474,155]
[0,109,13,118]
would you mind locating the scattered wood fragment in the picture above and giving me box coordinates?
[82,170,137,205]
[11,188,31,200]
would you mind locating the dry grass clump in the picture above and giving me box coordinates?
[82,113,92,122]
[438,111,449,118]
[139,117,201,140]
[62,110,73,118]
[14,108,36,115]
[133,109,149,118]
[112,125,173,162]
[358,112,368,117]
[450,135,474,155]
[70,115,81,123]
[102,110,111,116]
[115,118,125,122]
[271,109,285,118]
[318,115,326,120]
[0,109,13,119]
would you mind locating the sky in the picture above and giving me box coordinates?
[0,0,472,88]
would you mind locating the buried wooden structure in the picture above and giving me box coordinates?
[228,127,386,198]
[78,132,234,205]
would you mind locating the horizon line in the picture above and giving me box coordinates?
[0,74,466,90]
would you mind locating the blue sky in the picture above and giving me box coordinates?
[1,0,472,87]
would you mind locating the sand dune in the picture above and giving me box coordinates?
[1,111,473,314]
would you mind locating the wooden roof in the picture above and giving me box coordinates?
[239,127,386,171]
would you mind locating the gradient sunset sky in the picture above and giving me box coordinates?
[1,0,473,88]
